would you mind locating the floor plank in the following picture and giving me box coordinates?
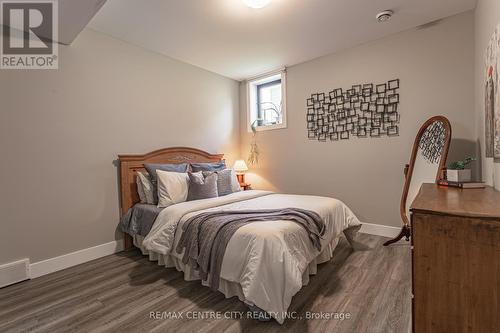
[0,234,411,333]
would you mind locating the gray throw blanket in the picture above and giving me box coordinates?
[175,208,326,291]
[120,204,163,237]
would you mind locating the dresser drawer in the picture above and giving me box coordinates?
[411,212,500,333]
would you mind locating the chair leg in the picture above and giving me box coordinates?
[383,225,411,246]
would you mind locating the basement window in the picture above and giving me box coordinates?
[247,69,287,132]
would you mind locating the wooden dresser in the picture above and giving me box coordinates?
[410,184,500,332]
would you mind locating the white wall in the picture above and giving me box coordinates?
[475,0,500,190]
[240,12,475,227]
[0,28,240,265]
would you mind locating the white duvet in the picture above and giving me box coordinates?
[141,190,361,323]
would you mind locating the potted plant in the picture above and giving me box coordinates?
[247,119,260,166]
[447,157,476,182]
[247,101,281,166]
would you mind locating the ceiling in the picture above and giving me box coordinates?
[87,0,476,81]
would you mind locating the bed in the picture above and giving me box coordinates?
[118,147,361,324]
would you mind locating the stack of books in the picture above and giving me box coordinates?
[437,179,486,189]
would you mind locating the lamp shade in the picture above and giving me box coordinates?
[233,160,248,173]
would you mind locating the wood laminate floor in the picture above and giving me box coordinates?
[0,234,411,333]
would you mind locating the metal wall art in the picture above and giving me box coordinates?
[306,79,400,142]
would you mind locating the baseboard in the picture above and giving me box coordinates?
[17,224,395,281]
[0,259,30,288]
[359,222,400,238]
[30,240,124,279]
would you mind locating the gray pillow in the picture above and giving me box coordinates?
[144,163,188,203]
[190,161,226,172]
[204,169,240,196]
[187,172,218,201]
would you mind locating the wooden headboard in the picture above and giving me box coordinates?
[118,147,224,249]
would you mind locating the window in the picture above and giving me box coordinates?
[247,69,287,132]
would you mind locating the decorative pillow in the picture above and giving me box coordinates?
[187,172,219,201]
[205,169,241,196]
[156,170,191,208]
[190,161,226,172]
[144,163,188,203]
[137,172,155,204]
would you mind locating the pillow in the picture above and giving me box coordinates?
[204,169,241,196]
[190,161,226,172]
[187,172,219,201]
[144,163,188,203]
[229,170,242,193]
[156,170,191,208]
[136,173,147,203]
[137,171,155,204]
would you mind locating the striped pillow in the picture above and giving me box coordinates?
[204,169,241,196]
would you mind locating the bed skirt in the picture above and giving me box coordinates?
[133,234,341,311]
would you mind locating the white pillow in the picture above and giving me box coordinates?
[156,170,192,208]
[230,169,242,193]
[137,171,155,204]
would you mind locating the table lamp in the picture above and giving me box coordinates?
[233,160,248,186]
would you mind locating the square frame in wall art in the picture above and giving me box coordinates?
[485,23,500,158]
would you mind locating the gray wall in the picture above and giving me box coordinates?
[240,12,475,227]
[475,0,500,190]
[0,28,240,264]
[0,10,480,266]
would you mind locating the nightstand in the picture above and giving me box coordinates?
[240,183,251,191]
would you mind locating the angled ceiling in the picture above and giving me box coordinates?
[0,0,107,45]
[88,0,476,80]
[59,0,107,44]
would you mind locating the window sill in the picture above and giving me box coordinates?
[249,123,287,132]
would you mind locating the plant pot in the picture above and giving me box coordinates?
[447,169,471,182]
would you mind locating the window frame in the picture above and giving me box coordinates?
[247,69,287,132]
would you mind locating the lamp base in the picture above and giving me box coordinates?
[236,173,245,186]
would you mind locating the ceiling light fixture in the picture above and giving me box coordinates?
[243,0,271,9]
[376,10,394,23]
